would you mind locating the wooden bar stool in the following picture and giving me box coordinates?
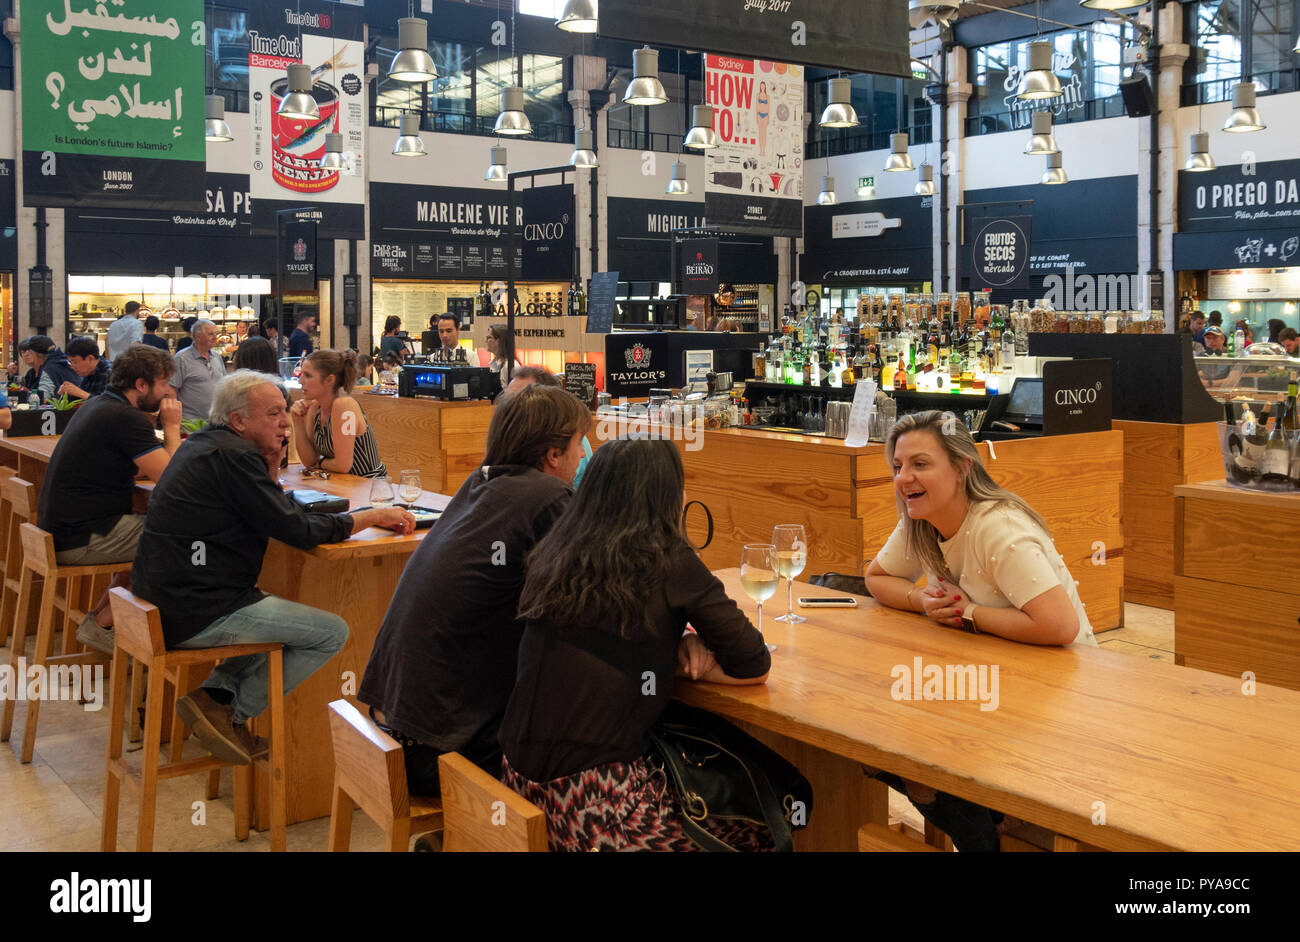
[326,699,444,852]
[0,523,129,762]
[437,752,548,852]
[103,587,288,852]
[0,474,34,649]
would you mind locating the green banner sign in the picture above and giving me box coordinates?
[21,0,205,208]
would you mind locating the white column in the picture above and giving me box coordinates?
[945,48,973,297]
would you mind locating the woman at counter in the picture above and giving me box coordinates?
[863,410,1096,851]
[379,316,407,362]
[290,349,388,478]
[500,438,772,852]
[487,325,520,393]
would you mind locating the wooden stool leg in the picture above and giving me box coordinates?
[385,817,411,853]
[169,663,191,763]
[924,820,955,852]
[0,553,15,649]
[135,665,166,852]
[101,649,131,852]
[328,783,354,852]
[60,574,81,656]
[0,568,35,741]
[268,649,287,853]
[20,574,60,763]
[206,769,221,800]
[127,660,145,742]
[233,765,251,841]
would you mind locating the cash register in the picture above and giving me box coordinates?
[398,348,495,400]
[977,377,1043,441]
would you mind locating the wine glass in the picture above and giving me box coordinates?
[772,524,807,624]
[740,543,779,653]
[399,469,422,506]
[369,475,395,508]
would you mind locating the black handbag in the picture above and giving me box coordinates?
[649,700,812,852]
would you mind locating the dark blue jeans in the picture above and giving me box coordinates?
[870,770,1002,852]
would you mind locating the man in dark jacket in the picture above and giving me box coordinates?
[133,369,416,766]
[28,335,80,401]
[60,336,112,399]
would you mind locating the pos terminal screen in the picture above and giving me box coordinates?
[1005,377,1043,421]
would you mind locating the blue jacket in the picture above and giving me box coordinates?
[37,349,81,401]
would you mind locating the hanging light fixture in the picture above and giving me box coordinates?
[555,0,599,33]
[624,46,668,106]
[1022,110,1059,155]
[1078,0,1146,10]
[684,105,720,149]
[1017,41,1063,100]
[494,86,533,135]
[1041,152,1068,184]
[318,132,345,170]
[392,113,426,156]
[1184,131,1215,172]
[915,164,937,196]
[817,176,838,205]
[884,132,914,172]
[819,77,859,129]
[1222,81,1265,132]
[389,17,438,83]
[666,160,689,196]
[485,145,508,183]
[569,128,598,168]
[857,179,876,199]
[277,63,319,120]
[204,95,232,142]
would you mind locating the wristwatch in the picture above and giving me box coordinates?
[959,604,979,634]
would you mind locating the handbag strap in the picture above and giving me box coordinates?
[682,500,713,551]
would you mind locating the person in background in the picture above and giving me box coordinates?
[1279,327,1299,356]
[0,386,9,430]
[36,345,181,650]
[354,353,375,386]
[500,439,772,852]
[262,320,284,357]
[10,338,38,389]
[1188,311,1206,345]
[141,314,170,351]
[486,324,520,393]
[1267,318,1285,344]
[359,385,590,796]
[1199,325,1227,356]
[175,316,199,353]
[134,370,415,765]
[863,410,1097,851]
[290,349,387,478]
[500,366,592,488]
[1234,319,1254,347]
[233,336,292,423]
[433,313,475,362]
[1207,310,1223,330]
[288,312,317,359]
[171,319,227,424]
[59,336,112,399]
[378,316,407,361]
[106,300,145,360]
[28,335,81,402]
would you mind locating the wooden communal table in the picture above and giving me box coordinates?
[1174,480,1300,691]
[592,420,1125,630]
[682,569,1300,851]
[0,434,61,497]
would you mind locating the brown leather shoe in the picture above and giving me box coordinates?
[176,689,250,765]
[233,723,269,761]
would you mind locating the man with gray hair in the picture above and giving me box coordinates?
[170,318,227,423]
[132,370,417,765]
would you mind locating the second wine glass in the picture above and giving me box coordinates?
[772,524,807,624]
[740,543,779,653]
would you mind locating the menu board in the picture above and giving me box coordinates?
[586,271,620,334]
[1208,267,1300,299]
[564,362,597,409]
[372,241,521,278]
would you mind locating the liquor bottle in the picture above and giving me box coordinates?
[948,343,963,395]
[881,352,895,391]
[802,346,813,386]
[895,347,908,391]
[1284,373,1299,434]
[1262,397,1291,483]
[927,319,939,367]
[939,316,951,364]
[871,344,884,389]
[576,280,587,315]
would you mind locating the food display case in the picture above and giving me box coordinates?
[1192,353,1299,413]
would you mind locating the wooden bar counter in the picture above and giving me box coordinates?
[1175,481,1300,691]
[592,419,1125,630]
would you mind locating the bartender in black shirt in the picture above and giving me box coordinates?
[133,369,415,766]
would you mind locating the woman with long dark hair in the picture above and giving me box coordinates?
[499,438,772,852]
[486,324,520,392]
[379,315,406,361]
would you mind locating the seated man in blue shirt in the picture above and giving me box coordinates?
[60,336,112,399]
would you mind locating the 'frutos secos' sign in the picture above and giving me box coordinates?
[969,216,1032,291]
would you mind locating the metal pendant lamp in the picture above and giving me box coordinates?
[819,77,859,128]
[1184,131,1215,172]
[883,132,914,172]
[1041,152,1068,185]
[276,63,319,120]
[485,145,508,183]
[388,17,438,83]
[666,160,689,196]
[817,176,838,205]
[1023,110,1059,155]
[1222,81,1265,132]
[1017,41,1063,100]
[318,133,345,169]
[1078,0,1146,9]
[915,164,937,196]
[204,95,232,142]
[684,105,720,149]
[392,113,426,156]
[555,0,599,33]
[624,47,668,106]
[494,86,533,136]
[569,128,598,168]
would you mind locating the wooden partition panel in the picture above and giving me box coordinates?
[341,395,492,495]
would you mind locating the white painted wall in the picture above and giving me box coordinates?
[803,145,921,205]
[0,91,14,160]
[962,115,1141,190]
[1173,91,1300,169]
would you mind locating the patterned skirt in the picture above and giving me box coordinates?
[501,754,776,853]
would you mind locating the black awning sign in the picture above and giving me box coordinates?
[971,216,1031,291]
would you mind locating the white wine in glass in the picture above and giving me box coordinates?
[740,543,779,652]
[772,524,807,624]
[399,469,422,505]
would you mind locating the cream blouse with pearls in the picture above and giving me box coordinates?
[874,500,1098,646]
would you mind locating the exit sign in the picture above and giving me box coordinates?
[859,176,875,189]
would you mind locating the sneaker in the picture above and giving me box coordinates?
[176,689,251,765]
[233,723,270,761]
[75,612,114,656]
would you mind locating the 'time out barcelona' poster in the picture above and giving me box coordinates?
[703,54,804,239]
